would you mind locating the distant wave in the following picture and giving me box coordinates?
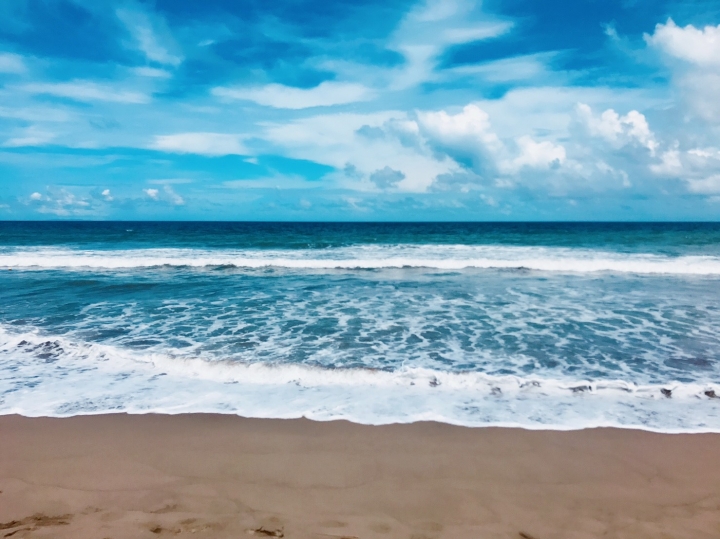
[2,245,720,275]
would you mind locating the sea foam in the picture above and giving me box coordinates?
[2,325,720,432]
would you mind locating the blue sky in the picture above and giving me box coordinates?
[1,0,720,220]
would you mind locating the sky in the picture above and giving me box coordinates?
[1,0,720,220]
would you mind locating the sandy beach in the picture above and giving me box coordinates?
[1,414,719,538]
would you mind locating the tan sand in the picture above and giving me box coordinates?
[1,414,720,539]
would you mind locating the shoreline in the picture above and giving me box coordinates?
[7,410,720,435]
[3,414,720,538]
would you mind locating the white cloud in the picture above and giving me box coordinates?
[27,189,94,216]
[646,19,720,67]
[223,173,313,190]
[417,103,566,175]
[577,103,658,154]
[687,174,720,194]
[650,149,683,176]
[0,106,71,123]
[133,66,171,78]
[101,189,114,201]
[596,161,631,188]
[19,81,149,104]
[163,185,184,205]
[262,111,458,192]
[388,0,512,89]
[212,82,373,109]
[3,126,56,147]
[504,136,565,172]
[678,72,720,122]
[260,102,574,194]
[0,52,25,74]
[689,148,720,160]
[147,178,193,185]
[144,188,159,199]
[646,21,720,123]
[446,53,553,83]
[116,8,182,66]
[418,104,503,155]
[150,132,248,156]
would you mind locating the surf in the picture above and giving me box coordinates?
[3,245,720,275]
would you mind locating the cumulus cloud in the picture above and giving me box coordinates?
[687,175,720,194]
[26,189,94,216]
[650,145,720,193]
[101,189,114,201]
[150,132,248,156]
[417,103,566,176]
[596,161,631,188]
[261,102,573,195]
[646,19,720,67]
[650,149,683,176]
[646,20,720,122]
[143,186,184,205]
[19,81,149,104]
[212,82,373,109]
[418,104,502,153]
[369,166,405,189]
[262,111,458,192]
[576,103,657,154]
[505,136,565,172]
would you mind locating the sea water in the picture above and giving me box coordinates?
[1,221,720,431]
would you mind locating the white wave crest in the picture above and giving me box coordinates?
[2,245,720,275]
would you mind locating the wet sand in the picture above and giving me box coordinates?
[2,413,720,539]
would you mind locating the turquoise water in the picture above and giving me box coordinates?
[1,222,720,430]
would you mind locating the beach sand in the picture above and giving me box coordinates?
[1,414,720,539]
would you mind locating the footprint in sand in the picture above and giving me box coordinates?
[246,527,284,537]
[0,513,72,538]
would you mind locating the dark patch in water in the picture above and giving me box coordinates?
[18,340,65,363]
[665,357,714,370]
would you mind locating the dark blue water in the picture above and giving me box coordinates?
[2,221,720,255]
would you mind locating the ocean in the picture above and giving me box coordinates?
[1,221,720,432]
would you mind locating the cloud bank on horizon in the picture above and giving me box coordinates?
[1,0,720,220]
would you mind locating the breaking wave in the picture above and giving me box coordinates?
[3,326,720,432]
[2,245,720,275]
